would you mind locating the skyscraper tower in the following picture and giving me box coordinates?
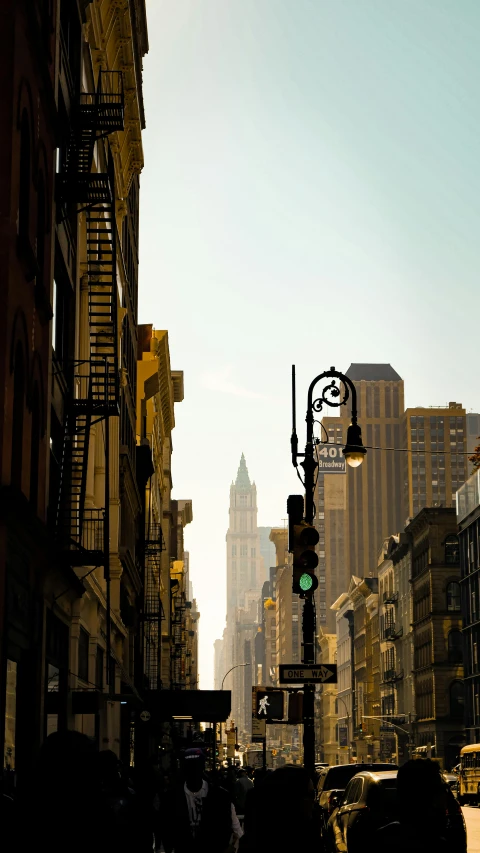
[226,454,264,614]
[317,364,404,631]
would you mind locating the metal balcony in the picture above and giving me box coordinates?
[383,591,399,604]
[385,625,403,641]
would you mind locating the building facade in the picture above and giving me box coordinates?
[0,0,60,782]
[409,508,465,768]
[331,592,354,764]
[402,404,467,521]
[457,470,480,745]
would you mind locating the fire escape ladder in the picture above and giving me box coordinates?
[56,71,124,565]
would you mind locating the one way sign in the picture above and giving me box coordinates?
[279,664,337,685]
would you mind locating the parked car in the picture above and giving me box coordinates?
[316,763,397,835]
[326,769,467,853]
[444,772,459,798]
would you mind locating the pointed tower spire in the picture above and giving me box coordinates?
[235,453,251,489]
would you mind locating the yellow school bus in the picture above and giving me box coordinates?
[459,744,480,805]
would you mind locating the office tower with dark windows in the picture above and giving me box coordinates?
[316,364,404,630]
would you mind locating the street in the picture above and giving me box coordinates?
[464,807,480,853]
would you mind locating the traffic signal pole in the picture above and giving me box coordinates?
[290,366,366,779]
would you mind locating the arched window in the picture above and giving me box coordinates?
[36,172,46,283]
[448,630,463,663]
[11,344,25,488]
[18,110,31,240]
[447,582,461,612]
[30,383,41,510]
[445,535,460,566]
[450,681,465,719]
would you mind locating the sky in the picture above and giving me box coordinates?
[139,0,480,688]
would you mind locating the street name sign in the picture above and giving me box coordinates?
[316,445,346,474]
[279,664,337,685]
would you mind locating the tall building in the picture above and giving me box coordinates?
[457,469,480,745]
[226,455,263,614]
[402,403,467,521]
[317,363,404,630]
[222,455,268,742]
[0,0,58,781]
[0,0,149,782]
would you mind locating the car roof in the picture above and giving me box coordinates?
[351,770,398,782]
[324,763,397,771]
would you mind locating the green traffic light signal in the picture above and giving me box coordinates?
[299,573,314,592]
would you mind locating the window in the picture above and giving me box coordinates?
[29,383,41,510]
[18,110,31,240]
[240,545,248,557]
[447,582,461,612]
[96,646,104,690]
[449,681,464,719]
[445,536,460,566]
[36,172,46,283]
[78,627,89,683]
[448,630,463,664]
[251,547,256,557]
[232,545,237,557]
[11,344,25,489]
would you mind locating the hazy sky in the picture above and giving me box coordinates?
[139,0,480,688]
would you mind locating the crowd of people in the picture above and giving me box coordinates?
[1,730,458,853]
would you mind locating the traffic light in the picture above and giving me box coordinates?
[292,521,319,596]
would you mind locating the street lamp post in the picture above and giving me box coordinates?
[219,663,251,767]
[291,366,366,778]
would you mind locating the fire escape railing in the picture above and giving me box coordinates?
[56,70,124,565]
[143,524,165,691]
[171,594,187,690]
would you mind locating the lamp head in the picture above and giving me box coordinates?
[343,421,367,468]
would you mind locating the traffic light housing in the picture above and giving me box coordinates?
[292,521,319,597]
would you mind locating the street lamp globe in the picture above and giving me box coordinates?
[343,421,367,468]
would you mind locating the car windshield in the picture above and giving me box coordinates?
[323,765,396,791]
[324,767,363,790]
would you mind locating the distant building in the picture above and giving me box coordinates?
[214,637,225,691]
[466,414,480,460]
[402,403,467,522]
[258,527,276,585]
[223,455,267,742]
[317,363,404,630]
[457,470,480,745]
[409,507,465,768]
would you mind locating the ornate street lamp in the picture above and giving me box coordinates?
[290,366,366,776]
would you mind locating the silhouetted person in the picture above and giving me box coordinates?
[235,768,253,815]
[160,748,234,853]
[373,758,451,853]
[241,765,320,853]
[99,749,153,853]
[16,730,108,853]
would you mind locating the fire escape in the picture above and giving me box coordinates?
[143,523,165,690]
[171,593,188,690]
[56,71,124,664]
